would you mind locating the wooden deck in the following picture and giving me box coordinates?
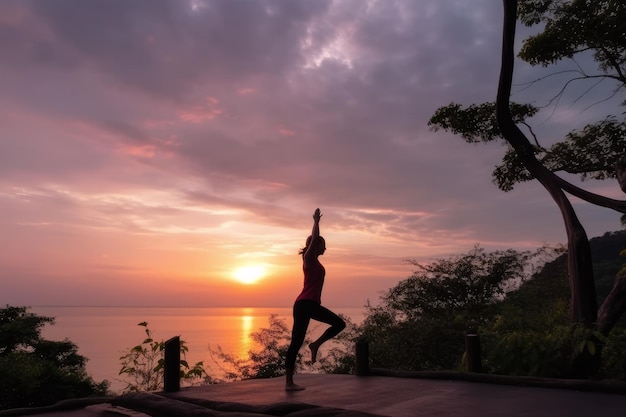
[168,373,626,417]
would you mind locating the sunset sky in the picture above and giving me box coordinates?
[1,0,624,308]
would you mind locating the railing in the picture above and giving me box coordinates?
[355,332,482,376]
[163,336,180,392]
[162,332,482,391]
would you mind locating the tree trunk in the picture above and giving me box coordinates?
[617,156,626,194]
[496,0,597,325]
[597,270,626,335]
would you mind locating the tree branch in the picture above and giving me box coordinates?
[497,0,597,325]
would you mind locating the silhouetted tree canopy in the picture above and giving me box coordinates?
[429,0,626,193]
[0,306,109,410]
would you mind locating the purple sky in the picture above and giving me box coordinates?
[1,0,623,308]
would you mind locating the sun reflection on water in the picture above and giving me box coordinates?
[239,308,255,357]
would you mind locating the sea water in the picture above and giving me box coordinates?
[32,306,365,393]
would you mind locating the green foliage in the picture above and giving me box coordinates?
[601,327,626,379]
[391,246,533,328]
[358,236,626,379]
[118,322,211,393]
[480,285,572,378]
[481,313,619,379]
[481,325,572,377]
[360,246,541,371]
[574,329,608,357]
[362,307,465,371]
[214,314,294,380]
[546,117,626,181]
[498,252,570,329]
[0,305,54,355]
[0,306,109,410]
[214,314,358,380]
[518,0,626,79]
[208,233,626,380]
[429,1,626,193]
[429,104,626,192]
[590,230,626,304]
[475,231,626,379]
[428,102,538,144]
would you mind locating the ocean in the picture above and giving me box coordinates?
[31,306,365,394]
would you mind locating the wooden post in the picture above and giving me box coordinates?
[355,338,370,376]
[164,336,180,392]
[465,333,482,373]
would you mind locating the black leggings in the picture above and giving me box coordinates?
[285,299,346,369]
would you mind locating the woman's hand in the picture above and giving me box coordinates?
[313,208,322,223]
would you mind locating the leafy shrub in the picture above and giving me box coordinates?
[0,306,109,410]
[213,314,358,380]
[359,246,541,372]
[211,235,626,380]
[118,322,211,392]
[216,314,293,380]
[602,328,626,379]
[481,325,573,377]
[480,322,626,379]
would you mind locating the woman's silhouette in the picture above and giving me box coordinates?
[285,208,346,391]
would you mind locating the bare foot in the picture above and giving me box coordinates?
[285,383,306,391]
[309,343,319,364]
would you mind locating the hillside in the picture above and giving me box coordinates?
[500,230,626,326]
[590,230,626,301]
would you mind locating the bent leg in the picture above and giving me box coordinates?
[309,305,346,363]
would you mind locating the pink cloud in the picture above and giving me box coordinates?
[277,125,296,136]
[0,0,622,309]
[178,97,223,123]
[237,88,257,95]
[119,144,156,159]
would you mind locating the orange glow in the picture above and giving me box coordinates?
[233,265,266,285]
[240,311,254,356]
[122,144,156,158]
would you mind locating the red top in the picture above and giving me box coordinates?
[295,259,325,304]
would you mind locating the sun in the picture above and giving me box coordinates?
[233,265,266,285]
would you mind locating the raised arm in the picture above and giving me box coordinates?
[303,208,322,263]
[311,208,321,238]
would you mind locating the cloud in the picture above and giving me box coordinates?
[0,0,623,307]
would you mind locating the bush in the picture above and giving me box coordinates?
[213,313,358,380]
[602,328,626,379]
[118,322,211,392]
[214,314,304,380]
[359,246,539,372]
[0,306,109,410]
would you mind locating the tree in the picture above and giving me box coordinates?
[517,0,626,84]
[389,246,535,327]
[0,306,109,410]
[360,247,542,371]
[428,0,626,348]
[429,103,626,193]
[429,0,626,194]
[481,236,626,379]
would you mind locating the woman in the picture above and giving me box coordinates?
[285,208,346,391]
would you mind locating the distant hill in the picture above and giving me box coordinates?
[590,230,626,301]
[501,230,626,326]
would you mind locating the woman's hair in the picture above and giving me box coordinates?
[299,235,325,255]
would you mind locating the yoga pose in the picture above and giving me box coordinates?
[285,208,346,391]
